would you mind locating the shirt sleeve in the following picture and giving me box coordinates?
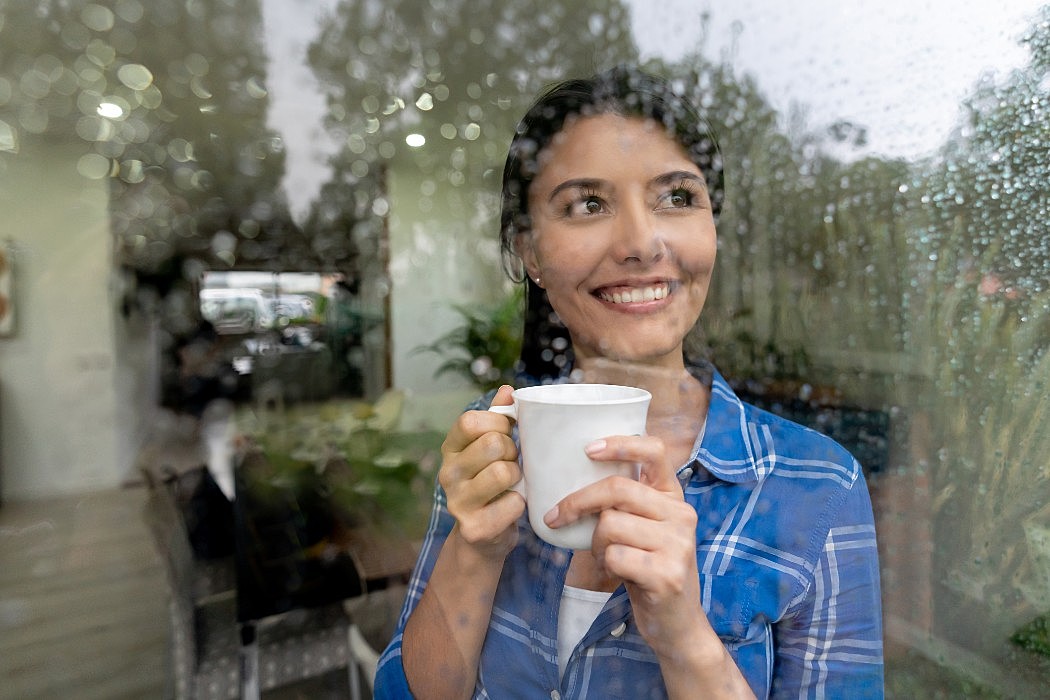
[771,464,885,699]
[373,478,456,699]
[374,391,496,698]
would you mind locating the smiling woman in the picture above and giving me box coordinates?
[375,66,883,700]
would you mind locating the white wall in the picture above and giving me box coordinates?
[386,163,509,431]
[0,139,141,500]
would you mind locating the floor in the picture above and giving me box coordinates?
[0,486,400,700]
[0,488,169,699]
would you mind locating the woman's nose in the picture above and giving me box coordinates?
[612,199,665,264]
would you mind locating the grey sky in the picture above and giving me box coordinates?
[629,0,1043,158]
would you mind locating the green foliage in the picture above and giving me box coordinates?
[306,0,638,193]
[936,4,1050,294]
[904,11,1050,629]
[919,271,1050,610]
[237,400,442,535]
[414,289,524,392]
[1012,613,1050,657]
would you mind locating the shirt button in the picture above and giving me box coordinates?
[611,622,627,637]
[550,691,561,700]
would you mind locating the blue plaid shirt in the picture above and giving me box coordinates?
[376,369,884,698]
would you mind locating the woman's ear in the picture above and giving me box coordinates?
[514,232,541,284]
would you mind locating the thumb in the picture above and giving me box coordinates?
[492,384,515,407]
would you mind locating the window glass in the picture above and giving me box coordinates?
[0,0,1047,696]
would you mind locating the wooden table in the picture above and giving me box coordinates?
[319,520,422,583]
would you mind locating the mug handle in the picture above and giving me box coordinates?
[487,404,516,419]
[488,403,526,496]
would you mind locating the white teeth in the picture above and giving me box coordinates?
[600,285,668,304]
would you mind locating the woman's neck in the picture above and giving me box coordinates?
[574,356,706,413]
[573,356,710,465]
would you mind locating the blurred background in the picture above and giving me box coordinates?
[0,0,1048,697]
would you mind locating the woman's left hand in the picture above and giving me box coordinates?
[542,434,708,657]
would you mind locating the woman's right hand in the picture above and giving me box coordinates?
[402,385,524,698]
[438,384,525,559]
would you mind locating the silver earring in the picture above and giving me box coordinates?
[534,277,541,285]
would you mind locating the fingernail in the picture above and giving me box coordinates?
[584,439,606,456]
[543,505,559,525]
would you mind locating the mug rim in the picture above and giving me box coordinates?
[512,383,651,405]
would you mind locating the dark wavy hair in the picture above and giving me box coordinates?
[499,66,724,382]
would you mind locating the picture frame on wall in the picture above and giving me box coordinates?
[0,242,13,337]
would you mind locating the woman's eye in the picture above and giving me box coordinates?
[666,188,693,208]
[567,195,604,216]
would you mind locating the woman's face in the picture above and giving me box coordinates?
[518,113,717,368]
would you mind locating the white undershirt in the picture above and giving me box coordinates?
[557,585,614,679]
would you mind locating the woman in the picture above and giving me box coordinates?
[376,66,883,699]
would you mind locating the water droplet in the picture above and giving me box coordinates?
[415,93,434,111]
[77,153,111,179]
[117,63,153,91]
[81,4,115,32]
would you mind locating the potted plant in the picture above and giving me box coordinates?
[413,288,524,392]
[235,393,440,535]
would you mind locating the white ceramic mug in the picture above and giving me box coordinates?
[489,383,652,549]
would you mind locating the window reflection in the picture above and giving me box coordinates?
[0,0,1047,697]
[180,271,384,404]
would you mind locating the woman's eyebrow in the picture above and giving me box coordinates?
[546,178,606,203]
[651,170,707,189]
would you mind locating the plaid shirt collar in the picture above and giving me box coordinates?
[681,366,766,485]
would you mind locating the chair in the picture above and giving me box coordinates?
[141,463,236,603]
[349,623,379,694]
[143,463,367,700]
